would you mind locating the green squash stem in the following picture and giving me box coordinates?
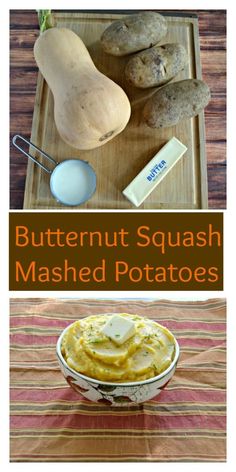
[37,10,54,33]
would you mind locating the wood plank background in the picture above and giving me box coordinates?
[10,10,226,209]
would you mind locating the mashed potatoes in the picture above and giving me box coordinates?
[61,314,176,382]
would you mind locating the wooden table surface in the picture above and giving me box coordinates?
[10,10,226,209]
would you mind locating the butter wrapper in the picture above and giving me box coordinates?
[122,137,187,207]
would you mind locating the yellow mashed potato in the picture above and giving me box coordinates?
[61,314,176,382]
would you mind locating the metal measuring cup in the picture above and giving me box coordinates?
[12,135,97,206]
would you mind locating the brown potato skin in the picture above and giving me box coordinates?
[125,43,188,88]
[101,12,167,56]
[143,79,211,128]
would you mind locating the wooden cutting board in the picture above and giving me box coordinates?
[24,11,208,209]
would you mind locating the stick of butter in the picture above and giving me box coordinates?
[122,137,187,207]
[102,315,135,345]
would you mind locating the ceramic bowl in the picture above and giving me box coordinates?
[56,321,180,406]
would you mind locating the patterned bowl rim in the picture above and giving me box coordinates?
[56,319,180,387]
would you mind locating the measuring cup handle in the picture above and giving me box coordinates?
[12,134,57,174]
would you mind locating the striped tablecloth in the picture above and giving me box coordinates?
[10,298,226,462]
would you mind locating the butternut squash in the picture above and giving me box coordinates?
[34,28,131,150]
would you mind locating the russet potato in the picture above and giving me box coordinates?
[143,79,211,128]
[101,11,167,56]
[125,43,188,88]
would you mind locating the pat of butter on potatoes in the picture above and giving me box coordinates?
[102,314,136,345]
